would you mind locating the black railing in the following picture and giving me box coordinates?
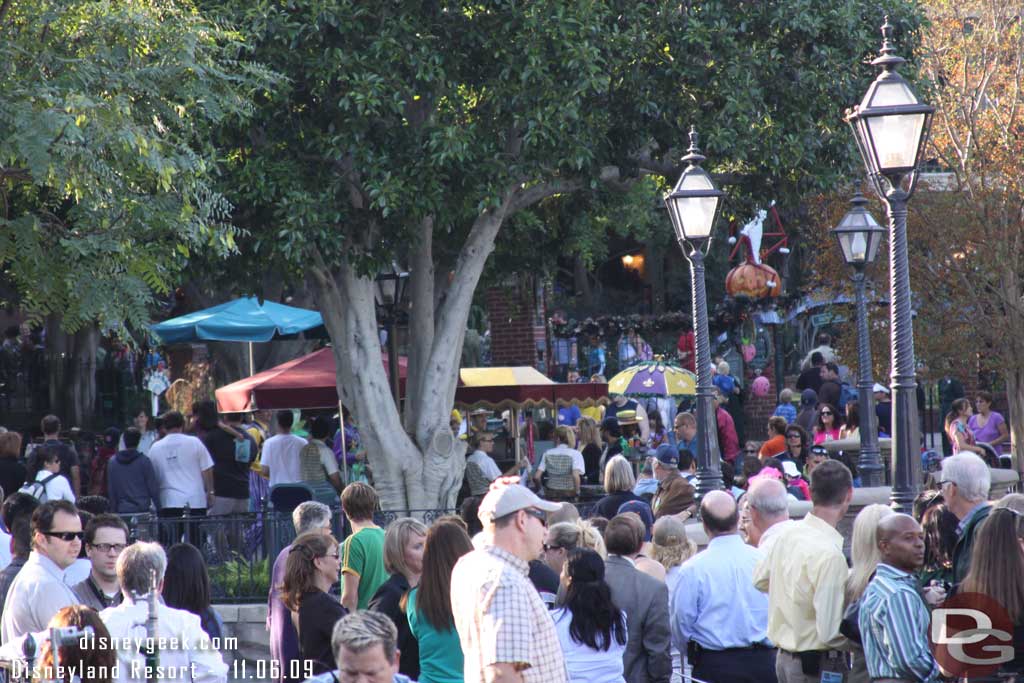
[118,507,456,603]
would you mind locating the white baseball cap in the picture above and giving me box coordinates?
[872,383,890,394]
[782,460,801,478]
[478,481,561,522]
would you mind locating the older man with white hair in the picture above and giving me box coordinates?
[744,478,793,553]
[940,452,991,584]
[100,541,228,683]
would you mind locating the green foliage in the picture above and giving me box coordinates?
[209,556,269,601]
[206,0,923,281]
[0,0,273,331]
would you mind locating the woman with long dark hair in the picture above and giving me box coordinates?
[405,521,473,683]
[945,397,987,457]
[782,424,811,468]
[919,501,958,589]
[281,532,347,674]
[552,548,628,683]
[163,543,224,640]
[812,403,843,444]
[960,506,1024,677]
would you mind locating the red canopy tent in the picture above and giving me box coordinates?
[214,347,407,412]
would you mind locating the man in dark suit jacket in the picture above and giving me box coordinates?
[603,513,672,683]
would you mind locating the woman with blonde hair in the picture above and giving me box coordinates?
[577,417,604,485]
[368,517,428,679]
[845,503,894,683]
[534,425,586,499]
[650,516,697,592]
[593,455,643,519]
[575,518,607,559]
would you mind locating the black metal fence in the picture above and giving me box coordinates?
[118,507,456,603]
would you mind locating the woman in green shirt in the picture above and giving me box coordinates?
[405,521,474,683]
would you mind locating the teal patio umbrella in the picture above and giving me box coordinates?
[150,297,325,374]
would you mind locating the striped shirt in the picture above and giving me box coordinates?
[858,563,939,682]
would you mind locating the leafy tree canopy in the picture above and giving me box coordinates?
[209,0,924,273]
[0,0,273,332]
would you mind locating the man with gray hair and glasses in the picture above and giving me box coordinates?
[940,452,992,584]
[270,501,333,683]
[306,610,415,683]
[100,541,228,682]
[744,478,793,553]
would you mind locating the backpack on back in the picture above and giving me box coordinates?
[19,472,60,502]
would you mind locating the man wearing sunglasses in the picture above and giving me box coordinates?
[0,500,82,644]
[451,479,566,683]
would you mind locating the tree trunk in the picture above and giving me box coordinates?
[573,256,594,308]
[308,255,466,512]
[68,325,99,427]
[1005,367,1024,476]
[45,318,98,427]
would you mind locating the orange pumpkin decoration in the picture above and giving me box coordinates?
[725,262,781,299]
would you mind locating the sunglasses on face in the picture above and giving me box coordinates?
[787,434,802,439]
[820,411,834,416]
[522,508,548,526]
[542,543,564,552]
[42,531,84,542]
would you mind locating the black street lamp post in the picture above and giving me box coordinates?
[665,127,723,496]
[846,17,934,513]
[374,263,410,408]
[831,191,886,487]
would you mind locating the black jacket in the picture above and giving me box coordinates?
[368,574,419,679]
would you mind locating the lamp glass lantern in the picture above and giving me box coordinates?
[846,19,934,185]
[832,193,885,266]
[664,131,724,244]
[374,263,410,310]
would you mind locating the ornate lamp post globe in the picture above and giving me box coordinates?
[665,130,725,243]
[832,192,885,268]
[831,191,886,486]
[846,16,934,512]
[664,126,723,496]
[846,18,934,193]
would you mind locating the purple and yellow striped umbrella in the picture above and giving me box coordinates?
[607,360,697,398]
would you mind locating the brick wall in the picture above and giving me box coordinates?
[486,283,546,367]
[742,364,784,442]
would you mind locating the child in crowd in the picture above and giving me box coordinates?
[712,361,740,397]
[773,387,797,424]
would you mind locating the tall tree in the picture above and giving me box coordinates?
[905,0,1024,471]
[0,0,271,421]
[212,0,922,509]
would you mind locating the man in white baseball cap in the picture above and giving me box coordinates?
[451,478,567,683]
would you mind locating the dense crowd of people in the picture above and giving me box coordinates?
[0,333,1019,683]
[255,448,1022,683]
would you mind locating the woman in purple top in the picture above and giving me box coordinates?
[969,391,1010,454]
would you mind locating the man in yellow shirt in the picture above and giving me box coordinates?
[753,460,853,683]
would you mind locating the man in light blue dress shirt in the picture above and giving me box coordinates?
[670,491,777,683]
